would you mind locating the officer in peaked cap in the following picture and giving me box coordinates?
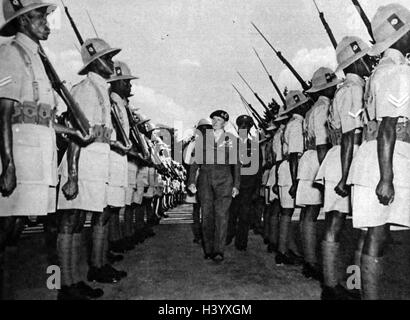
[226,115,261,251]
[0,0,93,300]
[348,3,410,300]
[188,109,240,262]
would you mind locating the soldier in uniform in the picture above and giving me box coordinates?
[276,91,311,265]
[297,67,341,280]
[57,38,129,299]
[348,3,410,300]
[184,118,213,244]
[106,61,139,254]
[0,0,94,300]
[188,110,240,262]
[227,115,261,251]
[316,36,372,300]
[266,112,289,254]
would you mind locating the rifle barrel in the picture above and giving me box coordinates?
[313,0,337,49]
[351,0,375,42]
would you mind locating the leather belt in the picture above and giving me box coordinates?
[364,120,410,144]
[12,101,54,127]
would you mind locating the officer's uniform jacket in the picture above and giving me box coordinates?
[188,130,241,190]
[107,92,129,207]
[58,72,113,212]
[348,48,410,228]
[0,32,57,216]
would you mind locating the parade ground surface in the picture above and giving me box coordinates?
[9,205,410,300]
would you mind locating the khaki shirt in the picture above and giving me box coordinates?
[0,32,55,108]
[283,114,304,156]
[110,92,130,141]
[71,72,112,128]
[306,96,331,146]
[331,73,365,134]
[272,125,284,163]
[365,48,410,121]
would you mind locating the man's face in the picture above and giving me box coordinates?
[212,116,225,130]
[22,8,51,41]
[122,79,132,97]
[96,54,115,79]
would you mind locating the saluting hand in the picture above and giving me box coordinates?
[334,179,349,198]
[62,176,79,201]
[376,179,395,206]
[0,164,17,197]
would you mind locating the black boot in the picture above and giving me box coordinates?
[87,266,118,284]
[74,281,104,299]
[102,264,127,280]
[57,285,89,300]
[107,251,124,264]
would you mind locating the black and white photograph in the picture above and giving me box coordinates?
[1,0,410,305]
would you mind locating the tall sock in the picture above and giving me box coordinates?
[102,224,109,266]
[71,233,82,284]
[124,206,134,238]
[278,215,291,254]
[91,226,105,268]
[0,252,4,300]
[361,254,383,300]
[57,234,73,287]
[303,220,317,265]
[321,241,339,288]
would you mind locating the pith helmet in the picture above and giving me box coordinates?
[196,118,212,128]
[335,36,371,72]
[306,67,342,93]
[0,0,57,37]
[368,3,410,56]
[273,106,289,122]
[284,90,310,114]
[107,60,139,83]
[78,38,121,75]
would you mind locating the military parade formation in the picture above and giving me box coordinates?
[1,0,410,301]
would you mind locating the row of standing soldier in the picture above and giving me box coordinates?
[185,2,410,300]
[0,0,186,300]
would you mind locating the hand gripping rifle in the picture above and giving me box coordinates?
[61,1,132,149]
[313,0,338,49]
[251,22,310,91]
[253,47,286,106]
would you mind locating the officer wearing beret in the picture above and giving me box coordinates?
[227,115,261,251]
[188,110,240,262]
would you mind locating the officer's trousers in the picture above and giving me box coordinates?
[230,187,253,248]
[198,166,233,255]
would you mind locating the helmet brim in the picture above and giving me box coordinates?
[78,47,122,75]
[368,25,410,56]
[0,3,57,37]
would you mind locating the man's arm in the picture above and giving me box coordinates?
[61,141,81,200]
[316,144,330,165]
[334,130,355,198]
[376,117,397,206]
[0,99,17,197]
[288,152,299,198]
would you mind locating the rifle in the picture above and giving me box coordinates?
[38,45,90,137]
[251,22,310,91]
[232,84,265,128]
[237,71,270,112]
[313,0,338,49]
[253,47,286,106]
[351,0,375,43]
[62,1,132,149]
